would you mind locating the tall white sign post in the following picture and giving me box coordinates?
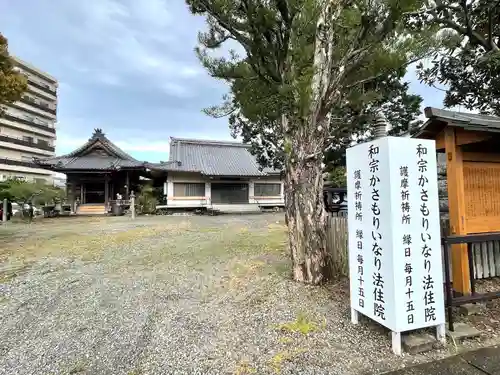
[346,137,445,355]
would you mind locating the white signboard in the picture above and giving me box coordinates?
[346,137,445,354]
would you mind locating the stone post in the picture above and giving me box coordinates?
[130,191,136,219]
[2,198,7,223]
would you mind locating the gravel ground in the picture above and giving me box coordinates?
[0,214,499,375]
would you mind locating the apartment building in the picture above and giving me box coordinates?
[0,56,57,183]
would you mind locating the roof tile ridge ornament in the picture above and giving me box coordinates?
[90,128,106,141]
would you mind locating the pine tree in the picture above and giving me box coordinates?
[187,0,436,283]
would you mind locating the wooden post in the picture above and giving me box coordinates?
[2,198,7,223]
[130,191,136,219]
[104,174,109,210]
[444,127,470,295]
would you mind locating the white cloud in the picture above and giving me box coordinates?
[55,0,203,95]
[95,72,123,86]
[161,82,192,97]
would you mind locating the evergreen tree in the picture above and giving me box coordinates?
[414,1,500,114]
[187,0,436,283]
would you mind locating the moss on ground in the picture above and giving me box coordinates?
[277,312,323,335]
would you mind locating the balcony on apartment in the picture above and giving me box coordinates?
[1,112,56,135]
[0,133,55,153]
[26,75,57,97]
[20,95,57,116]
[13,63,58,97]
[0,156,39,169]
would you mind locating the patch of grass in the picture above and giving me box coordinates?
[278,337,293,345]
[234,360,257,374]
[277,312,320,335]
[273,259,291,277]
[228,260,266,290]
[1,223,187,264]
[269,348,306,374]
[233,224,286,253]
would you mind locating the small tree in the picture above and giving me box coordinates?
[0,33,27,113]
[187,0,437,283]
[0,179,65,209]
[137,183,158,214]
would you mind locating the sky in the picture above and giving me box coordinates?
[0,0,448,162]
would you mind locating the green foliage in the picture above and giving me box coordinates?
[187,0,436,172]
[322,76,423,168]
[0,34,27,113]
[0,178,65,206]
[414,0,500,115]
[136,183,157,214]
[326,167,346,188]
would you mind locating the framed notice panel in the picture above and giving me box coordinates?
[346,136,445,355]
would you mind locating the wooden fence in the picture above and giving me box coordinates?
[326,215,500,279]
[326,215,349,276]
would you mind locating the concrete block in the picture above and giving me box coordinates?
[446,322,481,341]
[459,303,483,316]
[402,333,437,354]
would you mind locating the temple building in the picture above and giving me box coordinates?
[34,129,284,214]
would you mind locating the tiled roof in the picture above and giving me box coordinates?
[167,138,280,176]
[35,129,146,171]
[415,107,500,138]
[424,107,500,129]
[34,131,281,176]
[40,156,145,170]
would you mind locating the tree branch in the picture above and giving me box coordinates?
[427,1,497,52]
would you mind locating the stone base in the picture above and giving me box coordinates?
[446,322,481,341]
[402,333,439,354]
[459,303,483,316]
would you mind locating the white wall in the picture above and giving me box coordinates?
[165,173,285,207]
[249,177,284,206]
[166,172,209,208]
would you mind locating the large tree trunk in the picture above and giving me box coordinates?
[284,149,329,284]
[281,1,336,285]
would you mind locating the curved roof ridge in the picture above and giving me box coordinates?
[170,137,249,148]
[58,128,139,161]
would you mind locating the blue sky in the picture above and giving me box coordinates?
[0,0,446,162]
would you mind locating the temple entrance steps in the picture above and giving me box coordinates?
[76,204,107,215]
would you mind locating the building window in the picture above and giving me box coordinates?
[38,139,50,147]
[254,183,281,197]
[173,183,205,197]
[23,135,34,143]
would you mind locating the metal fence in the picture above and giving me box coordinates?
[442,233,500,330]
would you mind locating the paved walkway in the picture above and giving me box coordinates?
[383,346,500,374]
